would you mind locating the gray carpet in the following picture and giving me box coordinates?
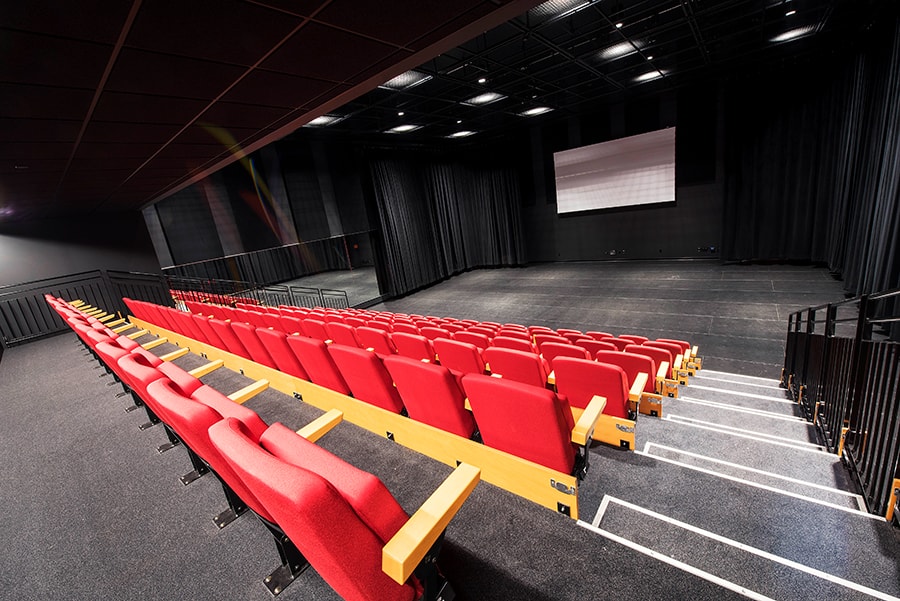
[2,262,898,601]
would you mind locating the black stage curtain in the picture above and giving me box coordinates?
[723,15,900,295]
[369,158,525,297]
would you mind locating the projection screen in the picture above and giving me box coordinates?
[553,128,676,214]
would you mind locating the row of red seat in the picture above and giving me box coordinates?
[126,297,609,463]
[46,294,476,601]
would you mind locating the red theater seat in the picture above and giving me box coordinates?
[391,333,437,363]
[286,336,351,395]
[433,338,487,378]
[355,326,397,357]
[327,344,405,414]
[541,342,591,367]
[383,356,476,439]
[482,347,550,388]
[256,328,309,380]
[230,322,278,369]
[453,330,491,350]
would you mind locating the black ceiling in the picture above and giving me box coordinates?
[0,0,891,224]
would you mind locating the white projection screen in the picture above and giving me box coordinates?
[553,128,676,214]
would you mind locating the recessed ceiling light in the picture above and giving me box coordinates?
[478,77,487,84]
[0,206,14,218]
[646,55,654,60]
[785,9,796,16]
[634,70,664,82]
[464,92,506,105]
[386,124,422,133]
[599,40,643,60]
[519,106,553,116]
[448,131,476,138]
[456,120,462,124]
[615,22,623,28]
[771,25,816,42]
[305,115,343,127]
[379,70,432,90]
[397,111,405,116]
[530,0,592,19]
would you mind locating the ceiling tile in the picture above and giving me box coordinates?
[105,48,247,99]
[93,92,208,124]
[125,0,303,66]
[222,70,339,108]
[261,22,398,82]
[0,29,111,88]
[0,84,94,120]
[0,0,133,44]
[0,118,81,142]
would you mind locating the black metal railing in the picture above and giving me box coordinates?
[0,270,171,348]
[782,288,900,520]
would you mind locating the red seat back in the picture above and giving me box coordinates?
[657,338,691,353]
[208,319,251,359]
[327,345,405,413]
[256,328,309,379]
[391,333,436,362]
[534,334,570,352]
[230,322,277,369]
[355,327,397,356]
[586,331,614,341]
[595,350,656,394]
[326,322,361,348]
[147,380,273,522]
[490,335,535,353]
[645,341,683,362]
[285,336,351,395]
[383,356,475,438]
[482,347,549,388]
[625,344,672,368]
[541,342,591,367]
[553,357,630,418]
[453,331,490,350]
[462,374,576,474]
[301,318,331,342]
[618,334,649,345]
[433,338,486,377]
[419,326,451,341]
[208,418,419,601]
[574,338,618,355]
[391,322,419,335]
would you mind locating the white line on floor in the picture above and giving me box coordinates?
[664,414,822,448]
[639,443,874,517]
[674,396,807,422]
[583,496,898,601]
[694,373,785,391]
[688,384,795,404]
[578,520,778,601]
[663,415,830,454]
[701,369,782,385]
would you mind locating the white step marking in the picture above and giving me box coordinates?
[694,373,785,391]
[701,369,781,385]
[640,443,873,517]
[663,415,829,454]
[583,496,899,601]
[665,414,822,448]
[688,384,795,404]
[674,396,807,422]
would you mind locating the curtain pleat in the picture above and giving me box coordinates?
[369,158,525,297]
[723,16,900,295]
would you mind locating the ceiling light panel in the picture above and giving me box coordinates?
[379,70,432,90]
[519,107,553,116]
[598,40,644,60]
[386,124,422,133]
[448,130,476,138]
[464,92,506,105]
[771,25,816,43]
[305,115,343,126]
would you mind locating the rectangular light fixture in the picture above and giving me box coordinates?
[598,40,643,60]
[379,70,432,90]
[771,25,816,42]
[530,0,592,18]
[305,115,343,127]
[386,124,422,133]
[519,107,553,117]
[634,70,664,83]
[463,92,505,106]
[448,130,476,138]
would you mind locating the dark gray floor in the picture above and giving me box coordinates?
[3,262,897,601]
[373,261,849,378]
[282,266,380,308]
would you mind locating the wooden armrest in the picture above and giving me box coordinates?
[656,361,669,380]
[691,345,699,359]
[571,394,607,446]
[547,370,556,386]
[628,372,649,402]
[296,409,343,442]
[227,379,269,404]
[382,463,481,584]
[188,359,224,378]
[160,347,190,362]
[464,398,472,411]
[673,354,683,371]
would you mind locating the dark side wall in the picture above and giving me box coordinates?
[505,86,723,262]
[0,212,160,287]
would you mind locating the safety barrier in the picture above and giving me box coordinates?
[782,288,900,521]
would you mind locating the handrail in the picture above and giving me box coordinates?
[781,286,899,522]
